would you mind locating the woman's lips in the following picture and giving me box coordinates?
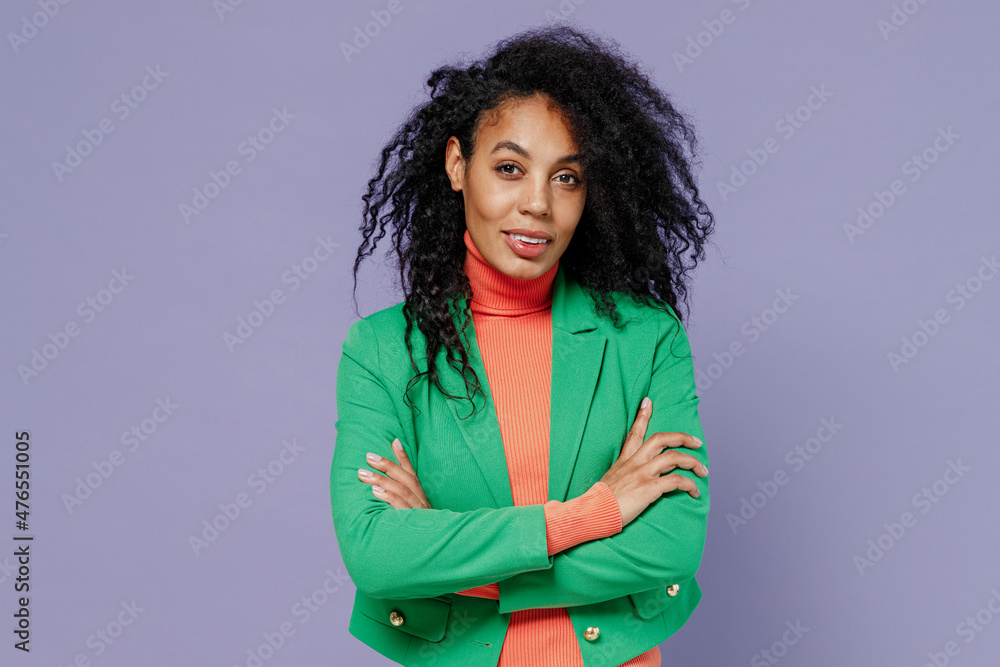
[503,231,551,258]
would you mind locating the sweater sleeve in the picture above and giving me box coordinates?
[495,307,710,614]
[330,318,553,601]
[543,481,623,554]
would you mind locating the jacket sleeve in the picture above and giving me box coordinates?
[452,481,623,599]
[330,317,553,600]
[495,306,710,614]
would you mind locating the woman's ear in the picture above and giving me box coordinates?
[444,136,465,192]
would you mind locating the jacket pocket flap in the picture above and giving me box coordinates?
[355,592,453,643]
[628,585,675,620]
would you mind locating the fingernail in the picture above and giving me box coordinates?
[641,397,650,410]
[692,489,700,497]
[701,465,709,475]
[692,436,703,445]
[358,468,372,478]
[367,452,382,463]
[392,438,402,450]
[372,485,385,494]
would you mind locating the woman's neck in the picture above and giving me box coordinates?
[462,228,557,316]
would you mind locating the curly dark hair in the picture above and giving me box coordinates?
[350,24,716,413]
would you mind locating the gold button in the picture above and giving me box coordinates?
[583,626,600,642]
[389,610,405,626]
[666,584,680,597]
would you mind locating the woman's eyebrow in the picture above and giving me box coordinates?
[490,139,581,163]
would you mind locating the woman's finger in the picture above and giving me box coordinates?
[391,438,416,476]
[358,468,408,507]
[359,450,432,509]
[651,450,709,477]
[358,468,416,508]
[645,430,703,453]
[620,396,652,462]
[656,473,701,498]
[366,451,425,503]
[373,480,414,508]
[366,451,415,485]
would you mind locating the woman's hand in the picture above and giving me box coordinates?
[357,438,433,509]
[599,397,708,528]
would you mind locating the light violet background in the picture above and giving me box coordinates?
[2,1,998,665]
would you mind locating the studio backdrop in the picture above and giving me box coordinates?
[2,1,998,665]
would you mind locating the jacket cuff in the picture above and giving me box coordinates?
[543,481,623,556]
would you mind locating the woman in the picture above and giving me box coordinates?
[331,25,715,666]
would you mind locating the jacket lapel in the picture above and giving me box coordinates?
[440,263,607,508]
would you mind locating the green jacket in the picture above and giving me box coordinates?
[330,263,710,666]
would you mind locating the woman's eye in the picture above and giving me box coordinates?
[494,163,581,186]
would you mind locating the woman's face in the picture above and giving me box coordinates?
[445,94,586,280]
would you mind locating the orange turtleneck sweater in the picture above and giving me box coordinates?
[452,229,661,667]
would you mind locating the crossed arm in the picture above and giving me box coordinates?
[329,311,709,611]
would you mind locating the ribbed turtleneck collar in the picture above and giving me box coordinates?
[462,228,557,316]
